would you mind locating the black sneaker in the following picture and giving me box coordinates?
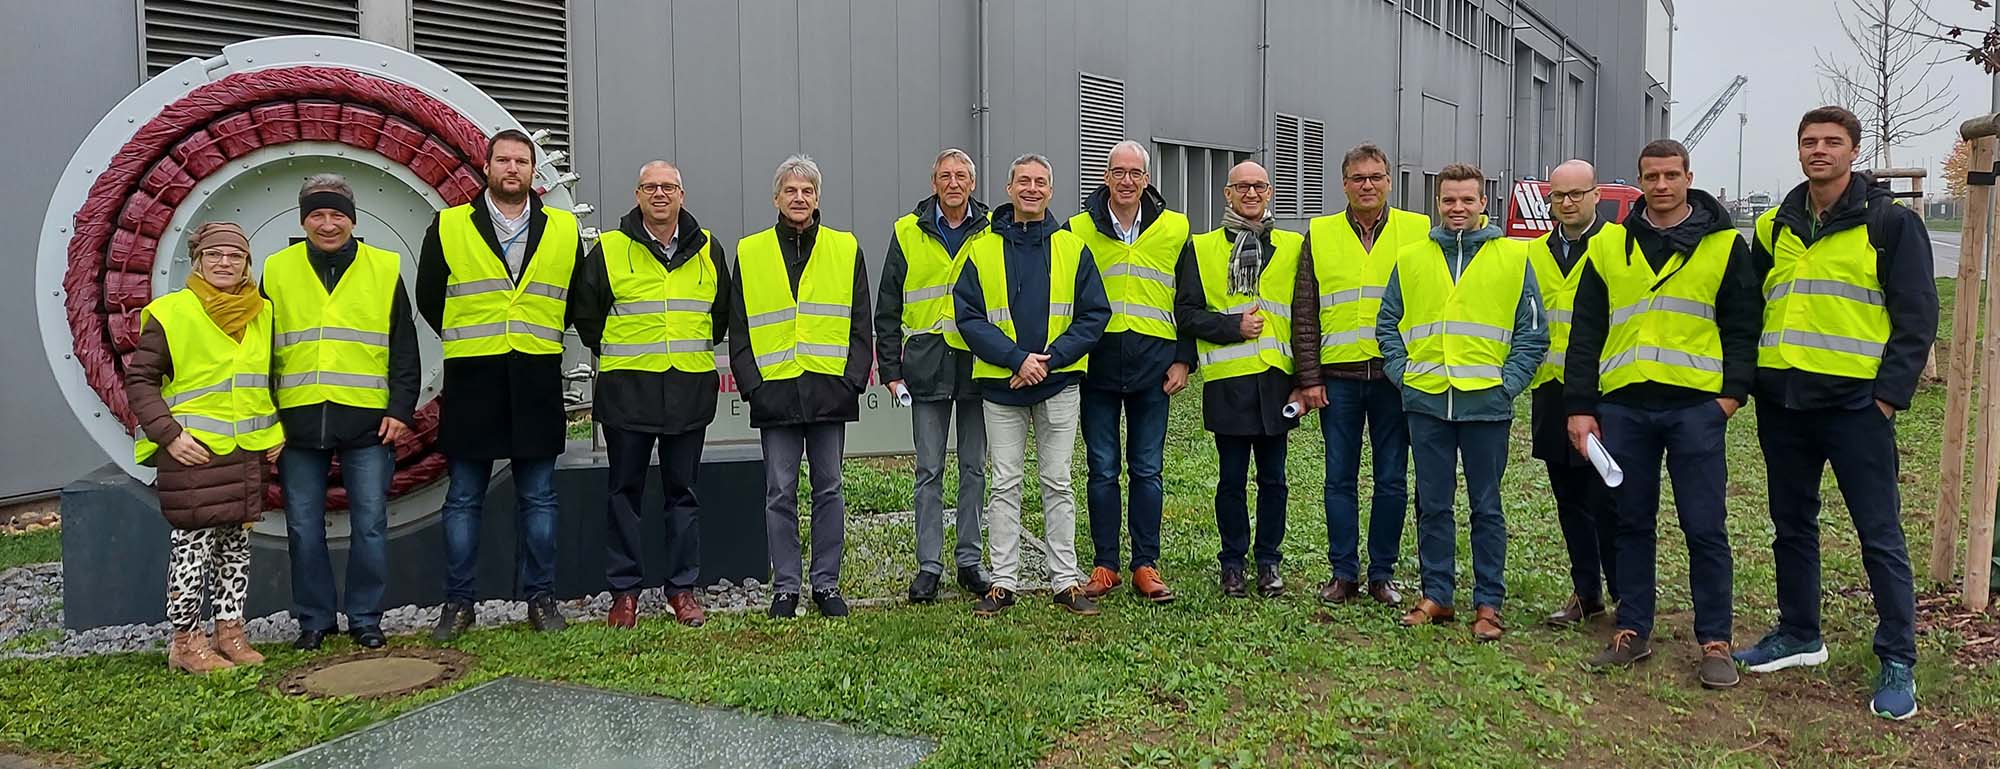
[1054,586,1101,616]
[956,565,994,595]
[1585,629,1653,671]
[907,571,941,604]
[432,600,475,643]
[973,587,1017,617]
[1256,564,1285,597]
[526,594,567,632]
[812,589,850,618]
[348,625,386,649]
[293,627,329,651]
[769,592,800,619]
[1220,566,1248,598]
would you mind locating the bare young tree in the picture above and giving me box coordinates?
[1816,0,1959,166]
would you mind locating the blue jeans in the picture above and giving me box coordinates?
[280,443,392,631]
[1082,385,1169,571]
[1601,401,1733,644]
[1320,377,1410,582]
[442,456,560,601]
[1407,413,1509,610]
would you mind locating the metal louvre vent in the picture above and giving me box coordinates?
[1300,117,1326,215]
[143,0,360,77]
[1078,72,1127,208]
[413,0,572,155]
[1272,113,1327,218]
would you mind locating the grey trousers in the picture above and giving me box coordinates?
[985,383,1085,593]
[761,423,847,594]
[912,398,987,574]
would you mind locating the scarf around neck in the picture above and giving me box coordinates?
[186,272,262,341]
[1220,207,1275,295]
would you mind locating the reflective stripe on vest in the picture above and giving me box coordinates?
[263,241,399,410]
[133,289,283,462]
[894,212,986,350]
[1528,222,1623,387]
[596,229,720,373]
[1394,236,1528,394]
[969,229,1089,380]
[1068,208,1188,340]
[737,227,859,381]
[1192,228,1302,381]
[1596,227,1734,394]
[1754,211,1890,378]
[1309,208,1430,363]
[437,204,580,358]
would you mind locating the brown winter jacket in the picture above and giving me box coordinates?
[125,316,273,530]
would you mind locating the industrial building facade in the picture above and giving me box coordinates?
[0,0,1672,499]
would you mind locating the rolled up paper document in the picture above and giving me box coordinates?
[1282,400,1304,419]
[892,382,912,407]
[1584,433,1624,487]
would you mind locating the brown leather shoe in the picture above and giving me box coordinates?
[1471,606,1505,642]
[1400,598,1456,626]
[1366,579,1402,606]
[668,592,706,628]
[606,593,638,629]
[1543,593,1607,628]
[1131,566,1175,603]
[1318,578,1360,604]
[1082,566,1121,599]
[210,620,264,666]
[168,630,233,674]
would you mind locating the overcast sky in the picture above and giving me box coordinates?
[1672,0,1995,199]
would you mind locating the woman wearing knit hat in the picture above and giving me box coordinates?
[124,221,284,674]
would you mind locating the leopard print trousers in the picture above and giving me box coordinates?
[166,525,251,633]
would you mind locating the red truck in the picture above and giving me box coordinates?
[1502,178,1644,241]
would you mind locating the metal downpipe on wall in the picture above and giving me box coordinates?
[976,0,991,202]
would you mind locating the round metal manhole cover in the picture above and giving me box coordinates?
[277,647,473,699]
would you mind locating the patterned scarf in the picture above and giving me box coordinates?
[1220,207,1274,295]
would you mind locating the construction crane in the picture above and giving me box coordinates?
[1681,75,1748,151]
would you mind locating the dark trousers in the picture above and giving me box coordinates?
[1082,385,1169,570]
[761,423,847,594]
[1758,401,1917,666]
[1408,414,1509,610]
[1547,460,1620,604]
[1215,434,1288,569]
[1321,377,1410,582]
[1600,401,1732,643]
[603,425,704,596]
[279,443,392,631]
[442,456,560,601]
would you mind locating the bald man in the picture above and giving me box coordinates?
[1528,160,1620,628]
[1174,162,1305,597]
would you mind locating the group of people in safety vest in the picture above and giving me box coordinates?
[130,104,1934,721]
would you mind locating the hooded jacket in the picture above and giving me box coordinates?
[873,194,991,402]
[954,203,1111,407]
[1375,219,1547,422]
[572,205,730,435]
[1073,184,1196,391]
[724,211,874,428]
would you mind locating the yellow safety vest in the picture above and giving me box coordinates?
[737,226,859,380]
[1310,208,1430,363]
[133,289,283,462]
[264,241,399,409]
[437,204,579,358]
[894,212,987,351]
[1395,236,1528,394]
[1754,210,1890,379]
[1595,228,1734,394]
[596,228,718,374]
[1193,228,1301,380]
[1068,208,1188,340]
[1529,222,1625,388]
[968,227,1091,380]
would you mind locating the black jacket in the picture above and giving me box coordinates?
[1565,189,1761,415]
[1074,184,1197,392]
[416,191,588,459]
[573,206,729,435]
[264,238,421,451]
[1530,217,1604,465]
[1175,229,1299,437]
[725,213,873,428]
[1751,173,1938,411]
[874,195,989,402]
[955,204,1111,407]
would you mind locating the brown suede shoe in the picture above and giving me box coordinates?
[168,630,233,674]
[1400,598,1457,626]
[1366,579,1402,606]
[668,592,706,628]
[1131,566,1175,603]
[210,620,264,666]
[1544,593,1607,628]
[1082,566,1122,599]
[1471,606,1505,642]
[607,593,639,628]
[1318,578,1360,604]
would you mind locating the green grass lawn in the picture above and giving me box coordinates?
[0,529,60,571]
[3,280,1997,768]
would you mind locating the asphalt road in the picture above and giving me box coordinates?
[1738,227,1969,277]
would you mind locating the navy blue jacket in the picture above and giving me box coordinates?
[1073,184,1197,391]
[954,204,1111,406]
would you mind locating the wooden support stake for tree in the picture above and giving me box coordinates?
[1968,131,2000,610]
[1933,137,1994,585]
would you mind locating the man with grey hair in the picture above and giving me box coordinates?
[262,172,420,650]
[876,148,996,603]
[955,153,1111,616]
[1069,139,1194,605]
[728,154,872,620]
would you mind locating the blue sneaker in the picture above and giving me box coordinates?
[1871,660,1918,720]
[1732,630,1828,673]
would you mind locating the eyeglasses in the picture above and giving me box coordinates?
[1226,182,1271,195]
[1107,168,1148,181]
[638,183,682,195]
[197,248,248,264]
[1344,173,1389,186]
[1546,188,1597,203]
